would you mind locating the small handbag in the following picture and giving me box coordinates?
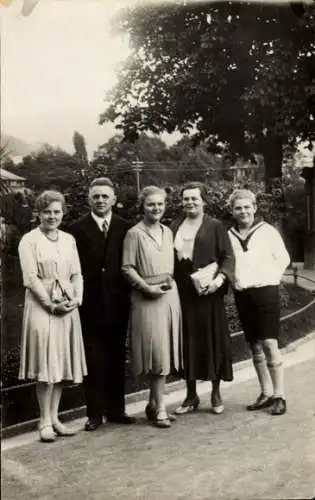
[190,262,218,294]
[51,279,72,303]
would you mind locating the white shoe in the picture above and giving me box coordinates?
[211,404,224,415]
[39,424,56,442]
[52,421,76,436]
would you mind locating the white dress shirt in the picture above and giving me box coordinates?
[91,211,112,232]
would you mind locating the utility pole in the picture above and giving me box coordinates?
[132,161,144,194]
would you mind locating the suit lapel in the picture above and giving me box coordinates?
[81,213,103,253]
[104,214,121,261]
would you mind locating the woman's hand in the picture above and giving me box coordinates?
[145,284,168,299]
[51,299,78,315]
[200,274,225,295]
[65,298,80,309]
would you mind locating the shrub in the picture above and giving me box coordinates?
[0,282,295,389]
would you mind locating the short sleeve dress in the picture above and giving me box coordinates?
[122,221,183,376]
[18,227,87,384]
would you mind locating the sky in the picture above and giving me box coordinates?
[1,0,136,156]
[1,0,307,159]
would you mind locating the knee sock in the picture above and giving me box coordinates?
[263,340,285,398]
[267,361,284,398]
[252,351,273,397]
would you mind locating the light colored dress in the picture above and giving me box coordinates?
[122,221,183,376]
[18,227,87,384]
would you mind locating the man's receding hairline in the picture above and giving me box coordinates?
[88,184,115,194]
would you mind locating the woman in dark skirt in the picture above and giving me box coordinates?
[171,182,235,415]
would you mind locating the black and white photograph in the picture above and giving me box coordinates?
[1,0,315,498]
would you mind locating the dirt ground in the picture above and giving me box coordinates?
[2,355,315,500]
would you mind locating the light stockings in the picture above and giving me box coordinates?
[36,382,64,427]
[149,375,166,412]
[36,382,53,427]
[50,383,64,425]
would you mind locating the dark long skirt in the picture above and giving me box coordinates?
[175,259,233,382]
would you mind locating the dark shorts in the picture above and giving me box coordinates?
[234,286,280,345]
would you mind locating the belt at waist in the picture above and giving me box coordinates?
[39,277,71,283]
[144,274,172,285]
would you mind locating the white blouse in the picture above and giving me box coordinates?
[174,216,203,261]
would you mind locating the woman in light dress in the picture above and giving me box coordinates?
[18,190,87,442]
[122,186,182,428]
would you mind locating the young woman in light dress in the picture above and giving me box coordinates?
[18,190,87,442]
[122,186,183,428]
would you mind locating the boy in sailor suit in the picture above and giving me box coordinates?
[228,189,290,416]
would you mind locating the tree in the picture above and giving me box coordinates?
[91,133,169,187]
[73,131,88,168]
[9,144,81,192]
[100,2,315,191]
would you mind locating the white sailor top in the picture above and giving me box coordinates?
[228,221,290,291]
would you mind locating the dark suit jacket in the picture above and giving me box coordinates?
[171,214,235,292]
[69,213,131,334]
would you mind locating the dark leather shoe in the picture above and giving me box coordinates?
[246,393,274,411]
[107,414,136,424]
[270,397,287,416]
[84,417,102,431]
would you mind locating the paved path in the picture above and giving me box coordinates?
[2,332,315,500]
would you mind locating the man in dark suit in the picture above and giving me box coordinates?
[69,177,135,430]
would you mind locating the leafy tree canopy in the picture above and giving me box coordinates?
[100,1,315,187]
[9,144,81,192]
[91,132,235,186]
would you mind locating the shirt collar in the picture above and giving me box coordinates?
[91,211,112,231]
[231,215,263,234]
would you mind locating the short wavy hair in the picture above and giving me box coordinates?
[180,181,208,202]
[35,190,66,213]
[89,177,115,191]
[138,185,167,212]
[228,189,257,209]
